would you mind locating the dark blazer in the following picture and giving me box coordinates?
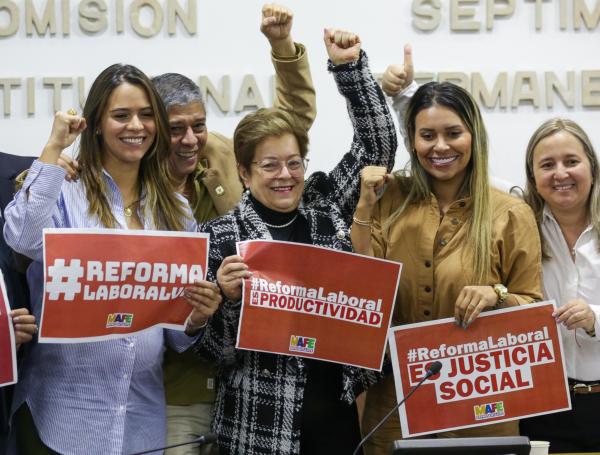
[194,52,397,455]
[0,152,35,216]
[0,151,35,450]
[0,152,36,304]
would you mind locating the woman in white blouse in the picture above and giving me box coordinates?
[520,118,600,453]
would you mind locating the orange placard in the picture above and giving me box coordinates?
[0,270,17,387]
[40,229,208,342]
[388,301,571,437]
[236,240,402,370]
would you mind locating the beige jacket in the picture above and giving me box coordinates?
[194,43,316,218]
[362,181,543,454]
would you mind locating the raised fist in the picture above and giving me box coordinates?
[324,28,361,66]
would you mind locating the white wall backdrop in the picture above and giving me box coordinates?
[1,0,599,188]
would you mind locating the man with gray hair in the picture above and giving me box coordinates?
[152,73,233,222]
[153,4,316,454]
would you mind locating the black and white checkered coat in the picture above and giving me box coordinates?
[195,51,397,455]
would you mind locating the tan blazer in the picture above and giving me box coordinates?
[196,43,316,217]
[362,183,543,454]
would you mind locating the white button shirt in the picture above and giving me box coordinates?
[541,205,600,381]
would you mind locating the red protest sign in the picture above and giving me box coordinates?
[236,240,402,370]
[0,271,17,387]
[388,301,570,437]
[40,229,208,342]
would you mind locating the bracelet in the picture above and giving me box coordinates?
[352,216,372,227]
[184,313,209,334]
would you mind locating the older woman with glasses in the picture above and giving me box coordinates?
[190,29,397,455]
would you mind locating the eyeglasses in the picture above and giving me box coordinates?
[251,157,309,176]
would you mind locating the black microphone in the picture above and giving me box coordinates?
[129,433,217,455]
[352,360,443,455]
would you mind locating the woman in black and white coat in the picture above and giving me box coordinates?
[192,29,397,455]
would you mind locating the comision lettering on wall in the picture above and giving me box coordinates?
[0,0,276,116]
[0,0,197,37]
[1,0,599,117]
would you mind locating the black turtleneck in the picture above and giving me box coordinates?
[248,193,360,454]
[248,193,311,244]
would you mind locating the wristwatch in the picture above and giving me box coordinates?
[492,284,508,308]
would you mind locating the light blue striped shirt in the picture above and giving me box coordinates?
[3,160,198,455]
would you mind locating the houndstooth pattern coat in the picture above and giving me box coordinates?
[195,51,397,455]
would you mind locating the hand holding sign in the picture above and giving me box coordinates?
[11,308,37,348]
[184,280,222,331]
[454,285,498,328]
[553,298,596,333]
[217,255,251,302]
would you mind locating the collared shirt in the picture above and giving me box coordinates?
[3,160,196,455]
[370,182,542,325]
[541,205,600,381]
[362,182,543,452]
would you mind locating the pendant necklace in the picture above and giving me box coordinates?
[124,200,138,218]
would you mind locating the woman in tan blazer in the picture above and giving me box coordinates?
[351,81,543,455]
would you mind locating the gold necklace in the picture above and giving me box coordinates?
[124,200,138,217]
